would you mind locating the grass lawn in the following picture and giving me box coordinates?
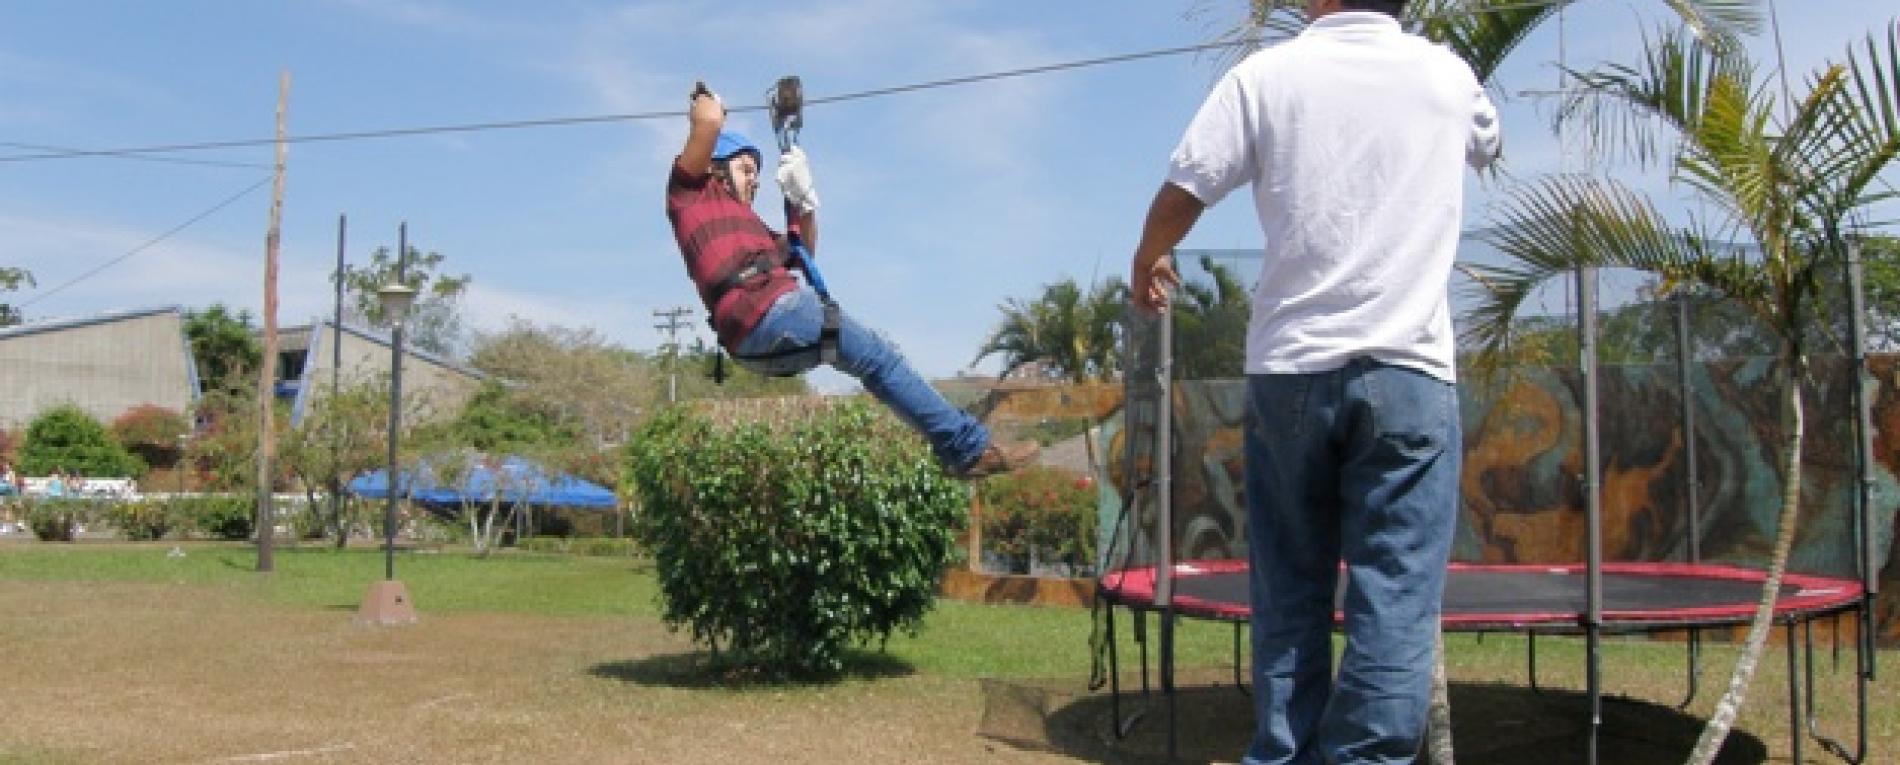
[0,541,1893,763]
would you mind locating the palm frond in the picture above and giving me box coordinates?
[1562,26,1746,169]
[1831,22,1900,212]
[1460,175,1747,367]
[1416,0,1563,84]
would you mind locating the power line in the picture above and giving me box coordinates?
[0,141,268,170]
[18,176,272,309]
[0,40,1247,164]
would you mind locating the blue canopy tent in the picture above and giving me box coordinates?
[347,455,617,510]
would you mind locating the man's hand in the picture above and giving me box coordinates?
[777,146,819,214]
[1131,253,1180,313]
[1128,183,1203,314]
[689,81,725,132]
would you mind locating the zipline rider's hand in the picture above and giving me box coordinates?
[680,80,725,178]
[777,146,819,215]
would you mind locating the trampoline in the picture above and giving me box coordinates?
[1098,273,1880,764]
[1101,560,1865,632]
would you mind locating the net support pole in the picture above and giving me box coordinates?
[1578,264,1604,765]
[1844,236,1879,659]
[1677,292,1701,564]
[1157,277,1177,762]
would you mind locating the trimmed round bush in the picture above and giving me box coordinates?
[625,399,966,677]
[20,405,145,478]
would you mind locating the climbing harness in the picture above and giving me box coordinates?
[718,75,842,382]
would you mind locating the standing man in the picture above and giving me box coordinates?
[1129,1,1499,762]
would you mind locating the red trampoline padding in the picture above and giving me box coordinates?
[1098,560,1864,630]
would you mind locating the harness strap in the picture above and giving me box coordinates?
[703,248,785,311]
[818,299,841,367]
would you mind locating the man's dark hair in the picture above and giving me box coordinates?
[1340,0,1406,18]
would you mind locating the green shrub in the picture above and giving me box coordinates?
[20,405,146,478]
[21,497,99,542]
[978,465,1098,576]
[174,495,253,540]
[626,400,966,677]
[106,499,176,541]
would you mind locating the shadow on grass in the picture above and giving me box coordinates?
[978,678,1770,765]
[590,648,916,690]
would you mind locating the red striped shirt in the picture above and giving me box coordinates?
[665,159,796,349]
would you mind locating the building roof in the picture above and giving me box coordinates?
[0,305,185,342]
[283,319,487,381]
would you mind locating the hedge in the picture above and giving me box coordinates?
[625,399,965,677]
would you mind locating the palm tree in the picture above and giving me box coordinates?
[974,278,1130,382]
[1201,1,1762,74]
[1463,24,1900,764]
[1171,254,1252,378]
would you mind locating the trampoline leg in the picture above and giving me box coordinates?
[1232,622,1251,697]
[1162,607,1177,763]
[1108,603,1126,739]
[1809,603,1872,764]
[1787,621,1804,765]
[1137,609,1151,697]
[1676,628,1702,710]
[1526,631,1544,695]
[1586,623,1601,765]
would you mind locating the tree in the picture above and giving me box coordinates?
[447,381,574,452]
[1203,1,1760,81]
[0,266,32,327]
[20,405,145,478]
[187,384,288,494]
[666,339,812,401]
[337,245,471,358]
[109,405,190,468]
[974,277,1129,381]
[1171,255,1250,379]
[465,319,655,448]
[1463,23,1900,763]
[1852,234,1900,350]
[184,304,262,392]
[278,376,393,547]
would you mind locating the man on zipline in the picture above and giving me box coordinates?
[664,81,1037,478]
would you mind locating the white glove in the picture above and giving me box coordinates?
[777,146,819,214]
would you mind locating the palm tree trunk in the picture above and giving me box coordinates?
[1685,356,1805,765]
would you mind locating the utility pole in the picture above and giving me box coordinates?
[256,70,290,574]
[651,306,694,403]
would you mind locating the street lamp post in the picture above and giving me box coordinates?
[355,223,419,626]
[377,275,416,581]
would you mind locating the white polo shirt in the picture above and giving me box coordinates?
[1166,11,1500,382]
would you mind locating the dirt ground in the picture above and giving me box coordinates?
[0,581,1084,765]
[0,579,1882,764]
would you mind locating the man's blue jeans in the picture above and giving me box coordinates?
[733,284,990,471]
[1241,359,1460,765]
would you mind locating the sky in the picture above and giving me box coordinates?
[1,1,1893,392]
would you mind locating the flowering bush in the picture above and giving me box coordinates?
[978,465,1098,575]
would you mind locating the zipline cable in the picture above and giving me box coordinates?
[0,41,1251,164]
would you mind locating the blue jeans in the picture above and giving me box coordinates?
[734,284,990,471]
[1241,359,1460,765]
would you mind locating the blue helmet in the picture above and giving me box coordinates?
[712,131,761,164]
